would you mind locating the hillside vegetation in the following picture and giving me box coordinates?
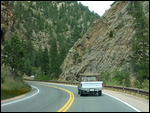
[1,1,31,100]
[2,1,100,80]
[1,2,148,102]
[1,1,100,100]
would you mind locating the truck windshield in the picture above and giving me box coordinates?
[82,76,96,81]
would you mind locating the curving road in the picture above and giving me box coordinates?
[1,81,141,112]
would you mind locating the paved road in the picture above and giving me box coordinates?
[1,81,141,112]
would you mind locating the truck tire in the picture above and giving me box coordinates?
[80,90,84,96]
[98,91,102,96]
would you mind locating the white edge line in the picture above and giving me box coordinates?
[1,85,40,107]
[103,93,141,112]
[26,81,142,112]
[41,82,141,112]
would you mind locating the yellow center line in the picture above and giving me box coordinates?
[32,83,74,112]
[62,91,74,112]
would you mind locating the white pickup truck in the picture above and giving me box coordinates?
[77,73,103,96]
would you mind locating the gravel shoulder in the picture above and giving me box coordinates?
[103,89,149,112]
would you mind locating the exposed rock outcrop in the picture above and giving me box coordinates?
[59,1,149,81]
[1,1,14,44]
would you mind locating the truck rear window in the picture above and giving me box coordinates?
[82,76,96,81]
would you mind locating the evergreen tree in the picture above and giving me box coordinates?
[43,47,50,75]
[128,1,149,87]
[49,37,60,78]
[2,33,25,76]
[72,25,81,43]
[58,40,67,66]
[35,45,43,68]
[24,59,32,76]
[23,39,36,76]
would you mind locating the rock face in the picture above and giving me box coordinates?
[59,1,149,81]
[1,1,14,44]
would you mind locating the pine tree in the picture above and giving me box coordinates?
[24,59,32,76]
[49,37,60,78]
[23,39,36,76]
[58,40,67,66]
[36,45,43,68]
[2,33,25,76]
[72,25,81,43]
[128,1,149,87]
[43,47,50,76]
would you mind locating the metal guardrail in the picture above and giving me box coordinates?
[24,79,149,96]
[104,85,149,96]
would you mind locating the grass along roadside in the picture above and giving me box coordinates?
[1,83,31,101]
[1,65,32,101]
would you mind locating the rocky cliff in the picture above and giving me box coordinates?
[1,1,14,44]
[59,1,149,81]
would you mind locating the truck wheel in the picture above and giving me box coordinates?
[98,91,102,96]
[80,90,84,96]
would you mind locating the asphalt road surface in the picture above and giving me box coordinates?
[1,81,141,112]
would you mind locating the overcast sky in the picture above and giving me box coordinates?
[78,1,114,16]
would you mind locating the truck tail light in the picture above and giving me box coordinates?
[102,83,104,87]
[81,83,82,87]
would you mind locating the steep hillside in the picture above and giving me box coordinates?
[60,1,149,88]
[10,1,99,50]
[2,1,100,79]
[1,1,31,100]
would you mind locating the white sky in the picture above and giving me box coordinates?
[78,1,114,16]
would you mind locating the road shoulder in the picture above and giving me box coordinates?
[1,93,27,103]
[103,89,149,112]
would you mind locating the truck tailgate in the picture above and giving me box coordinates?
[81,82,103,88]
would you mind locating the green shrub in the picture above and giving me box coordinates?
[113,69,131,87]
[133,80,141,88]
[101,71,111,85]
[142,79,149,91]
[109,30,113,38]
